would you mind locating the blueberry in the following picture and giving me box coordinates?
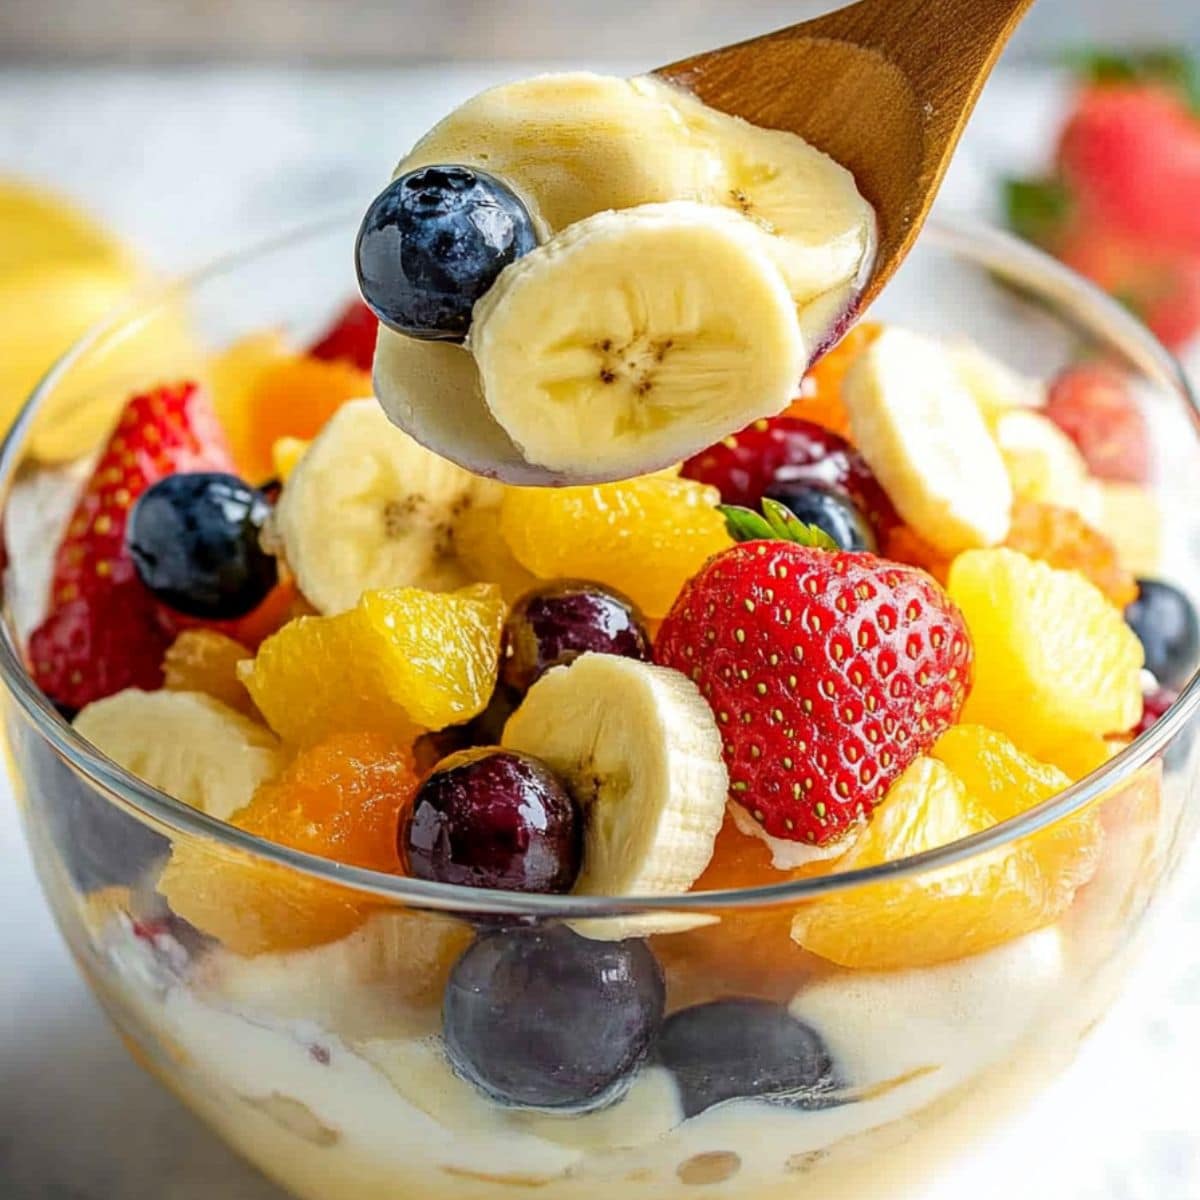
[657,998,839,1117]
[23,735,168,893]
[127,472,277,620]
[356,165,538,342]
[764,482,875,552]
[501,581,652,695]
[404,748,581,894]
[1125,579,1199,690]
[444,925,665,1111]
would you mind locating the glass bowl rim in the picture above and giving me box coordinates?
[1,210,1197,918]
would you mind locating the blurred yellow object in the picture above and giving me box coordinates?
[0,178,131,275]
[0,178,203,460]
[271,436,310,482]
[15,264,203,462]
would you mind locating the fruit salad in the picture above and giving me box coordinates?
[9,72,1196,1200]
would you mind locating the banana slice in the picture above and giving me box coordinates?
[950,342,1044,428]
[471,201,806,479]
[992,408,1105,526]
[398,72,717,233]
[638,77,875,307]
[844,326,1013,555]
[502,653,727,903]
[74,690,284,821]
[272,398,504,614]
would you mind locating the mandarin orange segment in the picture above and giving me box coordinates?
[163,630,256,717]
[214,342,369,483]
[784,321,881,438]
[158,731,417,956]
[881,523,954,584]
[242,583,506,745]
[932,724,1102,897]
[1005,500,1137,608]
[789,736,1098,970]
[499,474,730,618]
[949,548,1143,758]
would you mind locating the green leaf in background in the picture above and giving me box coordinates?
[1063,48,1200,114]
[1003,177,1073,247]
[719,499,841,551]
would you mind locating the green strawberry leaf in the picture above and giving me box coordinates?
[1064,48,1200,114]
[719,499,840,551]
[1003,177,1073,247]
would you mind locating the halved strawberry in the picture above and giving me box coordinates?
[29,381,233,710]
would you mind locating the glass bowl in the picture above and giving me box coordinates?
[2,214,1198,1200]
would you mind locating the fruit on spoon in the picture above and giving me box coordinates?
[471,202,806,479]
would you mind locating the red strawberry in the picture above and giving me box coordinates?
[28,582,175,713]
[655,503,972,845]
[681,417,898,540]
[1058,84,1200,253]
[308,300,378,373]
[29,381,233,710]
[1043,362,1151,483]
[1058,228,1200,351]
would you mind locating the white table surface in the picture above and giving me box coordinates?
[2,62,1200,1200]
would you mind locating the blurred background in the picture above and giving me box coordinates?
[3,3,1200,1199]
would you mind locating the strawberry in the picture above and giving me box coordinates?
[655,501,972,845]
[1058,84,1200,253]
[1005,51,1200,349]
[1043,362,1151,483]
[29,381,233,710]
[28,582,175,714]
[308,300,379,373]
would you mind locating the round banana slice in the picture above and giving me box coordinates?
[471,201,806,479]
[638,77,876,309]
[501,653,728,902]
[398,72,718,233]
[843,326,1013,555]
[74,689,284,821]
[272,398,504,614]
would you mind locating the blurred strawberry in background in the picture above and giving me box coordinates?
[1006,51,1200,350]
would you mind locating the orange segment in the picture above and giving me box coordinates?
[949,548,1143,758]
[213,341,370,483]
[499,474,730,618]
[242,583,506,745]
[932,724,1102,897]
[790,730,1099,970]
[159,732,417,956]
[882,523,953,584]
[1004,500,1137,608]
[163,630,256,717]
[784,321,881,438]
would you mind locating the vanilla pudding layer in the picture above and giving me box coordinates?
[80,786,1165,1200]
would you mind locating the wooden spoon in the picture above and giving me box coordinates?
[657,0,1037,314]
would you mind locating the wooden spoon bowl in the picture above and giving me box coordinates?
[658,0,1037,313]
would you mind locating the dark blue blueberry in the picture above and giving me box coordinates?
[356,165,538,342]
[23,735,168,893]
[764,482,875,552]
[404,748,581,894]
[657,998,839,1117]
[1125,579,1199,690]
[127,472,277,620]
[443,925,665,1111]
[501,581,652,694]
